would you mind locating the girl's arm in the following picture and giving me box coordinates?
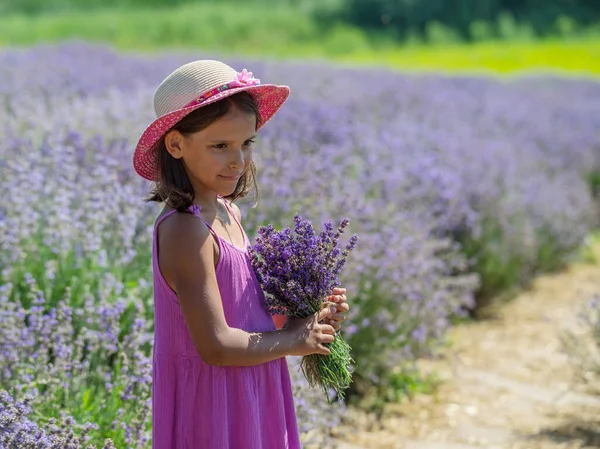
[158,213,336,367]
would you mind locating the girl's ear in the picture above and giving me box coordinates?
[164,130,185,159]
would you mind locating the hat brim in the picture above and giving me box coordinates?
[133,83,290,181]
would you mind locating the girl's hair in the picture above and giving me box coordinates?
[146,91,260,211]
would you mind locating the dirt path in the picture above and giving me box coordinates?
[332,249,600,449]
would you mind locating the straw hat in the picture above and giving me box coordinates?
[133,60,290,181]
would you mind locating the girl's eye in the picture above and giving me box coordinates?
[212,140,254,150]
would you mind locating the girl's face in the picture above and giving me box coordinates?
[165,106,257,199]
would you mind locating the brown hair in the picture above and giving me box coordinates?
[146,91,260,211]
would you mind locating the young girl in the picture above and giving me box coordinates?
[132,60,350,448]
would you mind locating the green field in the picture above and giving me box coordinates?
[0,2,598,76]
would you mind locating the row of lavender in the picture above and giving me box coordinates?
[1,42,599,447]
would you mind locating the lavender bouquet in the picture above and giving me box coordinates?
[250,214,358,400]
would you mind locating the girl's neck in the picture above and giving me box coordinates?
[192,192,222,213]
[189,176,223,212]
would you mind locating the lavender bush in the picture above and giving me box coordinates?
[1,41,599,442]
[0,273,153,448]
[0,390,113,448]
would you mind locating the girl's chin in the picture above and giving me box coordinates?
[216,186,237,197]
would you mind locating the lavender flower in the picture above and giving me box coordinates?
[0,273,153,448]
[0,389,115,448]
[250,215,358,399]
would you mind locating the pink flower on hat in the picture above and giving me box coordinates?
[230,69,260,88]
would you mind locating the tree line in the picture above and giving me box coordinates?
[316,0,600,41]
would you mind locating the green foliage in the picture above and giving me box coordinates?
[386,368,440,401]
[352,365,441,413]
[6,237,153,324]
[18,354,143,448]
[457,219,576,311]
[321,25,372,55]
[0,4,599,75]
[0,0,289,14]
[2,268,153,447]
[587,171,600,198]
[577,233,600,264]
[318,0,600,42]
[459,226,525,306]
[1,0,599,45]
[0,3,321,55]
[344,38,599,75]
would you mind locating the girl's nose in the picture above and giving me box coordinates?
[230,149,245,167]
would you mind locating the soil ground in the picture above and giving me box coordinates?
[332,246,600,449]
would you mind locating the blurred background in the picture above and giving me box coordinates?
[0,0,598,74]
[2,1,600,448]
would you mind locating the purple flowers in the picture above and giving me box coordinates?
[0,389,114,448]
[251,215,358,317]
[250,214,358,399]
[0,42,599,443]
[0,273,153,448]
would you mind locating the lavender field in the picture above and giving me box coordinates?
[1,42,600,447]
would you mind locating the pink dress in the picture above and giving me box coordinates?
[151,200,301,449]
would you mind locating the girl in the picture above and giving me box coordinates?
[132,60,350,448]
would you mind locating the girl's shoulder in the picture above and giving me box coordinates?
[155,206,206,239]
[155,206,217,264]
[155,205,178,226]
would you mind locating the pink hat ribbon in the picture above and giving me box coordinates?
[185,69,261,108]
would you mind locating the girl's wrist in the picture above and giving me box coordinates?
[277,326,301,357]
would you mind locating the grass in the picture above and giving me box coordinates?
[352,366,442,413]
[577,232,600,265]
[0,3,319,53]
[343,39,600,76]
[0,3,598,75]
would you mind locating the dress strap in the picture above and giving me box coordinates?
[155,209,178,229]
[219,197,249,246]
[188,204,221,243]
[154,206,220,244]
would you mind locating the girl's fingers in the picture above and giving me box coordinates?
[335,302,349,313]
[317,345,331,355]
[320,324,336,335]
[320,333,335,344]
[317,305,337,322]
[327,318,342,331]
[329,313,346,322]
[327,288,347,302]
[327,294,347,304]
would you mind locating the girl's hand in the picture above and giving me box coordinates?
[285,305,337,356]
[325,287,349,331]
